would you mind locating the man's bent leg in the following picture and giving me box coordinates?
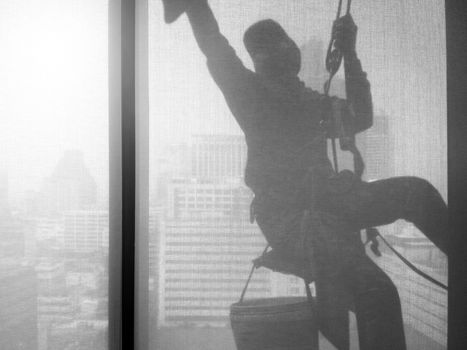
[321,176,448,255]
[399,177,448,255]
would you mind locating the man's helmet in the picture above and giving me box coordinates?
[243,19,301,77]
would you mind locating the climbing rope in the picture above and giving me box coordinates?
[373,229,448,291]
[323,0,352,173]
[325,0,351,95]
[323,0,447,291]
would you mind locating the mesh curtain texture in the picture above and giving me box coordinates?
[145,0,446,349]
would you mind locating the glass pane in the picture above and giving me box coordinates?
[145,0,447,349]
[0,1,109,349]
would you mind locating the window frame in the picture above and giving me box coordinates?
[109,0,137,349]
[446,0,467,348]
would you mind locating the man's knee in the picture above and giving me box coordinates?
[397,176,437,220]
[404,176,434,191]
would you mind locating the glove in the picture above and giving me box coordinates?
[332,14,358,56]
[162,0,198,23]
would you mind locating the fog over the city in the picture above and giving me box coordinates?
[0,0,108,201]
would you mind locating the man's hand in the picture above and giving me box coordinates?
[332,14,357,57]
[163,0,201,23]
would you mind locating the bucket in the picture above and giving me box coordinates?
[230,297,319,350]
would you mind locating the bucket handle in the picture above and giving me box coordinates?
[239,244,314,305]
[239,245,269,303]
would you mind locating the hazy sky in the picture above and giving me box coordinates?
[0,0,447,200]
[0,0,109,201]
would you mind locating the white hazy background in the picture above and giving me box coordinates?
[0,0,108,203]
[0,0,446,202]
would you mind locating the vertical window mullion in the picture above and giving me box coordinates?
[108,0,123,348]
[135,0,150,349]
[109,0,136,349]
[122,0,136,349]
[447,0,467,348]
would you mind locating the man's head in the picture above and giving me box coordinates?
[243,19,301,78]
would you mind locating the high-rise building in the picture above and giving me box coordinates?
[166,178,252,220]
[0,217,26,260]
[63,210,108,253]
[149,207,165,276]
[158,217,269,327]
[38,150,97,216]
[37,296,75,350]
[35,217,64,242]
[359,112,393,181]
[299,38,327,92]
[0,265,38,350]
[149,206,165,327]
[190,135,247,180]
[157,134,271,328]
[36,260,67,297]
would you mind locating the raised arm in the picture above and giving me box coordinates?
[186,0,254,92]
[334,14,373,133]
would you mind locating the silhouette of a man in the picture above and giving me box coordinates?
[177,1,448,349]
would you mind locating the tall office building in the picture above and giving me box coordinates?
[157,134,271,328]
[0,218,26,260]
[36,260,67,297]
[37,296,75,350]
[151,143,192,208]
[158,217,269,327]
[0,265,38,350]
[149,207,165,276]
[63,210,108,253]
[299,38,327,92]
[166,178,251,220]
[359,112,393,181]
[35,217,64,242]
[38,150,97,216]
[190,135,247,180]
[149,206,165,327]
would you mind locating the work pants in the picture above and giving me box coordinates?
[254,175,447,350]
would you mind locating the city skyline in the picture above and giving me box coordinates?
[0,145,109,349]
[0,118,447,349]
[148,129,446,349]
